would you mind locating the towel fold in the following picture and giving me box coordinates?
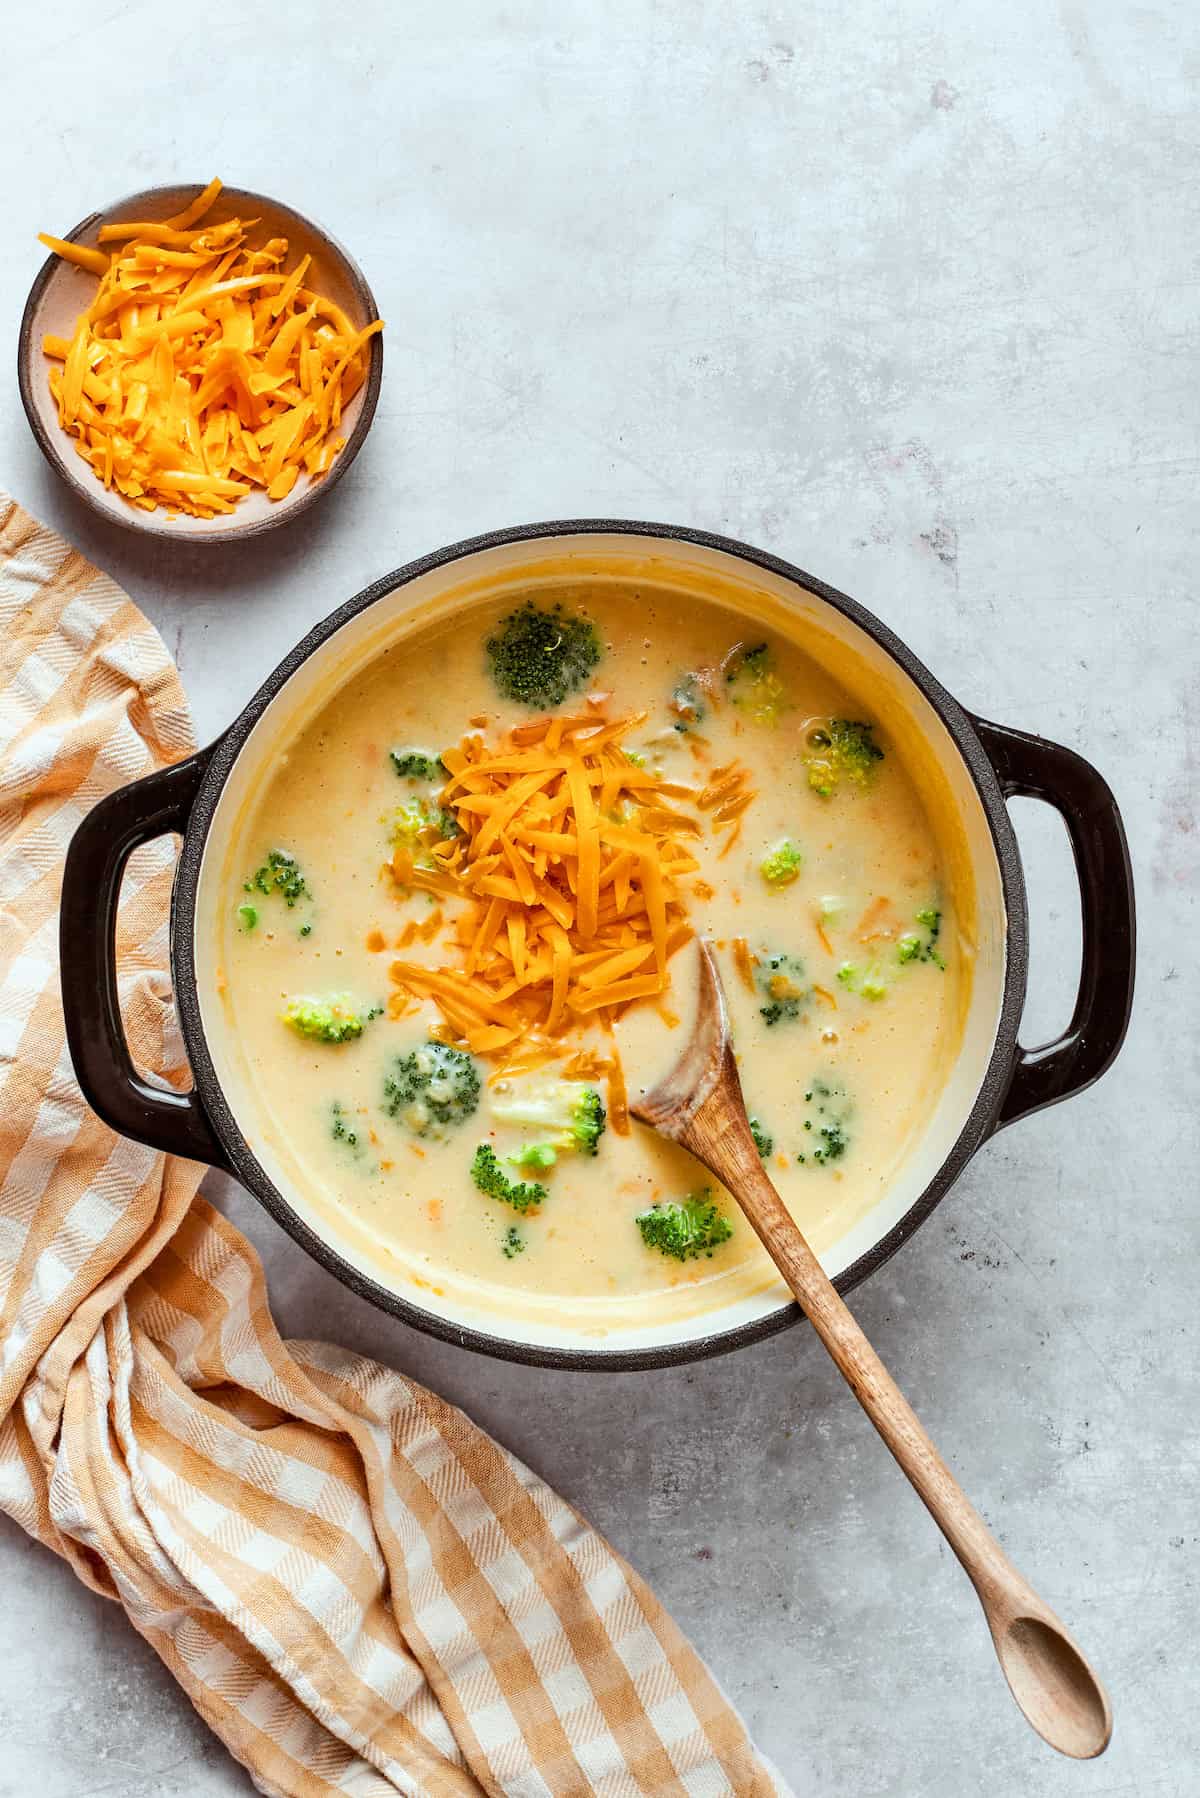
[0,493,789,1798]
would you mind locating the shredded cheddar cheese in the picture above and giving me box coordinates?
[386,711,704,1074]
[37,179,383,519]
[696,759,756,856]
[731,936,758,993]
[854,896,900,943]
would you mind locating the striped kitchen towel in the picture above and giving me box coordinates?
[0,492,790,1798]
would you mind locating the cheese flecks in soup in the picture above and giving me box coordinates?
[216,582,967,1330]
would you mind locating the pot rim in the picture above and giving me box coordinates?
[172,519,1028,1370]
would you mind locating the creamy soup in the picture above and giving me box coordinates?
[215,580,969,1332]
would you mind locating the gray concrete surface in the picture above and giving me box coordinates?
[1,3,1196,1793]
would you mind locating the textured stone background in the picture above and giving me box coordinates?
[1,3,1196,1792]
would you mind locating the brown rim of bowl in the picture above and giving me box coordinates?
[16,183,384,545]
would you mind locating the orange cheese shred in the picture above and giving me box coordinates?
[605,1046,630,1136]
[163,176,224,230]
[854,896,899,944]
[38,234,109,277]
[732,937,758,993]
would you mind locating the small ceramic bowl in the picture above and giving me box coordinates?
[17,183,383,544]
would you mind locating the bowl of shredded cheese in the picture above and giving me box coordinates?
[18,178,384,540]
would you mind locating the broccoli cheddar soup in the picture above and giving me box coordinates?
[215,577,971,1335]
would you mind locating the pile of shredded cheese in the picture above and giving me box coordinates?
[385,709,729,1093]
[38,178,383,518]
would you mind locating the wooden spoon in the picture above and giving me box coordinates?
[630,940,1112,1759]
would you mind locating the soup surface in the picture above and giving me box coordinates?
[215,578,967,1333]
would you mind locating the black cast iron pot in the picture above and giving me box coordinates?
[60,523,1136,1368]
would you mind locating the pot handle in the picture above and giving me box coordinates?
[972,716,1136,1130]
[60,746,229,1168]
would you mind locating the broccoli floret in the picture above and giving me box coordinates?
[636,1190,733,1261]
[804,720,884,798]
[749,1115,773,1159]
[471,1143,547,1213]
[796,1078,853,1167]
[388,797,459,879]
[281,995,379,1045]
[669,673,706,732]
[247,847,309,907]
[725,642,788,726]
[489,1079,607,1155]
[242,850,312,934]
[897,906,945,969]
[389,796,459,852]
[485,601,601,708]
[508,1143,558,1171]
[754,952,808,1026]
[570,1089,606,1154]
[760,839,803,888]
[390,748,446,782]
[330,1100,363,1154]
[502,1225,526,1258]
[812,1119,849,1162]
[383,1043,481,1136]
[390,800,428,844]
[836,961,888,1001]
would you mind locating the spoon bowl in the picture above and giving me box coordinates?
[995,1616,1112,1759]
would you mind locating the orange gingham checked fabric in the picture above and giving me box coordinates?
[0,494,791,1798]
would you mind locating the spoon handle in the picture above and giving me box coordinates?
[696,1096,995,1567]
[681,1086,1111,1755]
